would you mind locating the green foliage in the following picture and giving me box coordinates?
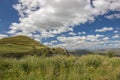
[85,55,102,68]
[30,47,67,57]
[32,46,36,51]
[107,51,114,57]
[1,55,120,80]
[53,47,67,55]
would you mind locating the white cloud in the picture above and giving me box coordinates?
[55,34,120,49]
[10,0,95,37]
[113,30,118,33]
[78,32,86,35]
[78,32,82,35]
[93,0,120,11]
[56,34,105,49]
[105,14,120,19]
[68,32,76,36]
[57,36,85,43]
[95,27,113,32]
[5,0,120,49]
[112,34,120,39]
[102,37,109,41]
[44,40,58,46]
[82,32,86,34]
[0,34,8,39]
[8,0,120,40]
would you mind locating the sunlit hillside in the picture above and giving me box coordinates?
[0,35,67,58]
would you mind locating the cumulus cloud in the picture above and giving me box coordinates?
[56,34,105,49]
[68,32,76,36]
[112,34,120,39]
[55,34,120,49]
[102,37,109,41]
[5,0,120,49]
[105,13,120,19]
[113,30,118,33]
[0,34,8,39]
[95,27,113,32]
[78,32,87,35]
[82,32,86,34]
[9,0,95,37]
[44,40,58,46]
[8,0,120,39]
[93,0,120,12]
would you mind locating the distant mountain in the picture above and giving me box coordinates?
[92,48,120,55]
[69,48,120,56]
[70,49,93,56]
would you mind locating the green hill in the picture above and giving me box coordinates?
[0,35,46,56]
[0,35,67,58]
[0,35,43,46]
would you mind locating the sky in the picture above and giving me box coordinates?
[0,0,120,49]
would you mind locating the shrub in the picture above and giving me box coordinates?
[107,51,114,58]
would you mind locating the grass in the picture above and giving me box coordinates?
[0,44,67,58]
[0,44,30,54]
[0,44,46,54]
[0,55,120,80]
[1,35,120,80]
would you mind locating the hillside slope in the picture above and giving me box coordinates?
[0,35,43,46]
[0,35,67,58]
[0,35,46,55]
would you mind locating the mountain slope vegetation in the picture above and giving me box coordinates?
[0,35,67,58]
[0,35,43,46]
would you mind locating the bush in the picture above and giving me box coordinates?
[107,51,114,58]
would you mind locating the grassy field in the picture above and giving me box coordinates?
[1,55,120,80]
[1,35,120,80]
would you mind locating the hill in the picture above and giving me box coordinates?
[69,48,120,57]
[0,35,67,58]
[70,49,93,56]
[92,48,120,56]
[0,35,43,46]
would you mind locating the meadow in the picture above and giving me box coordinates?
[0,35,120,80]
[1,55,120,80]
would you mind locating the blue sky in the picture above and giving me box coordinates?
[0,0,120,49]
[0,0,19,33]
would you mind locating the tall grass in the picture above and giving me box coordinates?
[0,55,120,80]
